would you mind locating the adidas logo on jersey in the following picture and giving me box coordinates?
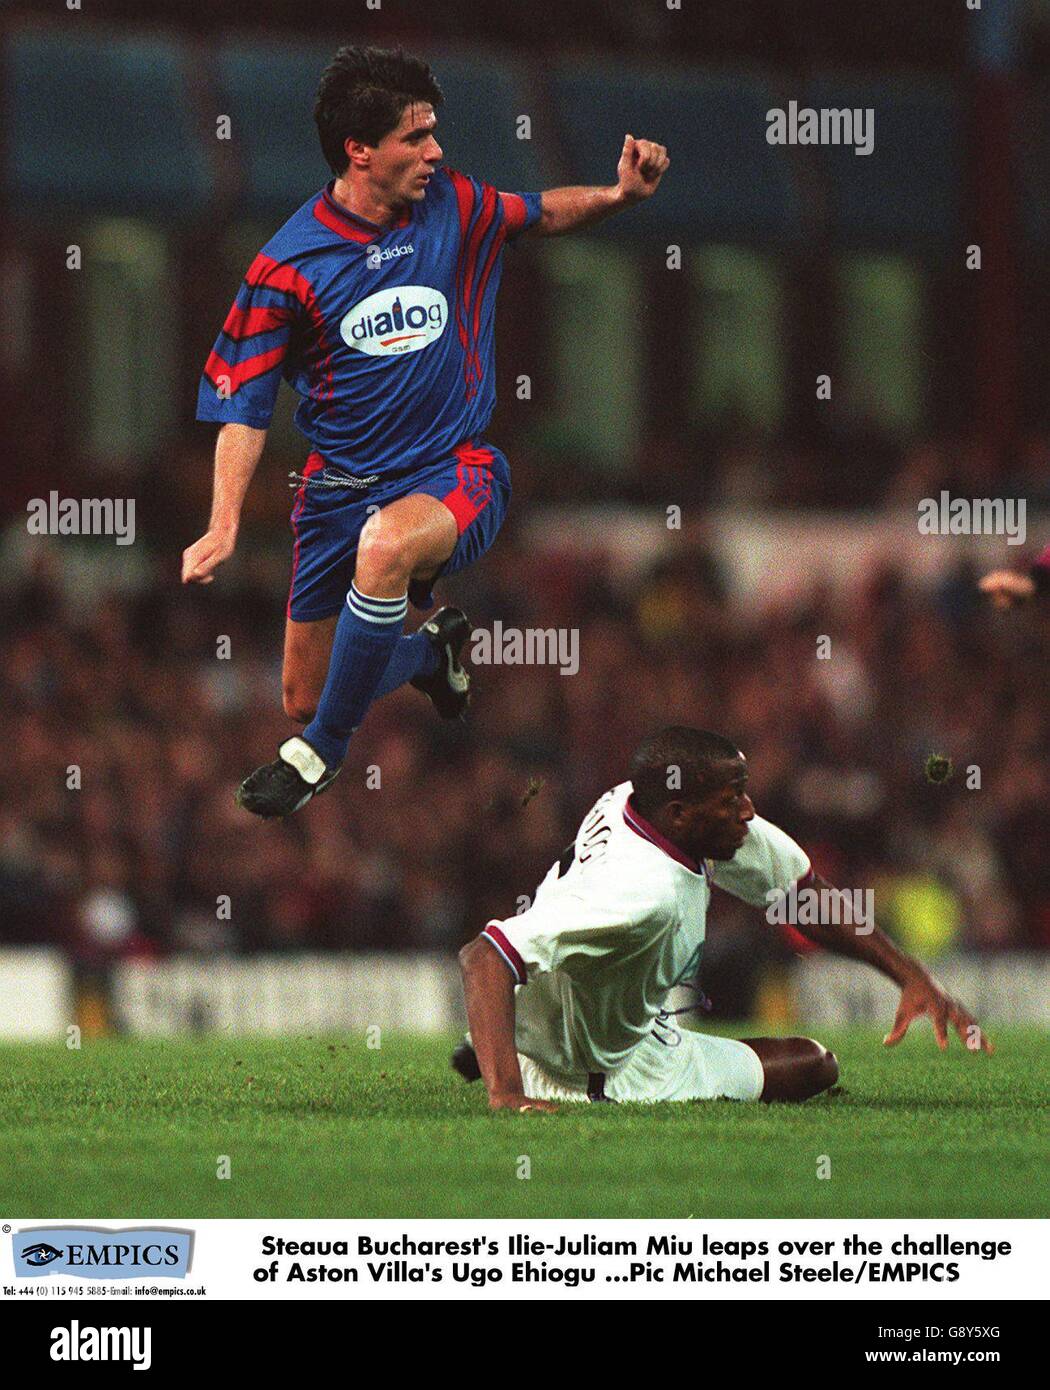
[366,243,414,264]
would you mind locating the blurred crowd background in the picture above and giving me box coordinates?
[2,1,1048,1012]
[2,507,1046,1012]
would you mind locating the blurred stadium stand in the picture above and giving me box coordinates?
[211,39,336,214]
[5,8,1050,476]
[549,62,804,243]
[207,39,545,218]
[805,74,962,250]
[6,27,213,218]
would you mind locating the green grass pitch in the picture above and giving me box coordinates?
[2,1027,1046,1219]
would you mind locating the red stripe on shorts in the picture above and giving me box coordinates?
[440,444,494,533]
[286,451,326,617]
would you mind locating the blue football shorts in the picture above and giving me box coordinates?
[286,439,510,622]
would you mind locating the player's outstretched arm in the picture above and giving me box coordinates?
[532,134,669,237]
[789,874,992,1054]
[181,423,268,585]
[459,936,557,1112]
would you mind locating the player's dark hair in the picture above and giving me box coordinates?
[628,727,744,815]
[314,44,443,175]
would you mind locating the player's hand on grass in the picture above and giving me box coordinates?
[978,569,1035,608]
[884,971,993,1054]
[488,1091,558,1114]
[181,524,238,585]
[617,134,669,203]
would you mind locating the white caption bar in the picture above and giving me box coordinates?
[3,1219,1044,1301]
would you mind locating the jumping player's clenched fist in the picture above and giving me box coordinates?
[617,134,669,203]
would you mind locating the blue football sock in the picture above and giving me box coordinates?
[373,628,440,699]
[302,583,408,768]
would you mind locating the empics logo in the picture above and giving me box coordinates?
[51,1322,152,1372]
[340,285,447,356]
[21,1242,63,1268]
[13,1227,192,1280]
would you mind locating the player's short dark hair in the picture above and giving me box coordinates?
[628,726,744,815]
[314,44,444,175]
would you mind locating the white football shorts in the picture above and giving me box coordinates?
[517,1028,765,1104]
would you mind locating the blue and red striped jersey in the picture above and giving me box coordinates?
[196,169,540,481]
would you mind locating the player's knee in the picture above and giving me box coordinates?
[282,685,318,723]
[355,517,411,590]
[799,1037,839,1095]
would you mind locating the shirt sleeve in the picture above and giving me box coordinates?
[706,815,812,909]
[196,252,308,428]
[441,166,541,245]
[497,189,542,239]
[482,863,672,984]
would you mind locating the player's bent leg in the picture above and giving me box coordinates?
[357,496,473,718]
[235,612,343,818]
[453,1033,836,1106]
[238,493,469,818]
[282,613,338,723]
[609,1030,766,1102]
[518,1053,591,1103]
[388,451,511,714]
[354,492,458,597]
[740,1036,839,1102]
[402,606,472,718]
[294,493,458,775]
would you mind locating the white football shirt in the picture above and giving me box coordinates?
[482,781,810,1079]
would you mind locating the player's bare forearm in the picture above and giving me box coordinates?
[459,937,524,1099]
[792,874,991,1053]
[208,423,268,531]
[792,875,922,987]
[182,423,268,585]
[459,937,556,1110]
[536,184,629,236]
[534,134,669,236]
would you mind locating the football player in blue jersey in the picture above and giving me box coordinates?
[182,45,668,817]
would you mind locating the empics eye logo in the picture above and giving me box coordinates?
[340,285,447,356]
[13,1227,193,1280]
[22,1242,63,1267]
